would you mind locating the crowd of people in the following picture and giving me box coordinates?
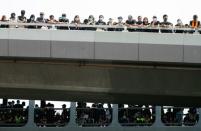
[118,104,155,126]
[34,102,70,127]
[161,107,199,126]
[0,10,201,33]
[76,102,112,127]
[0,99,200,127]
[0,99,28,127]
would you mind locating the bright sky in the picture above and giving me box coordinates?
[0,0,201,25]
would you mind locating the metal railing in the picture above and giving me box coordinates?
[0,108,28,127]
[34,108,70,127]
[76,107,112,127]
[161,107,199,126]
[0,22,200,34]
[118,107,155,126]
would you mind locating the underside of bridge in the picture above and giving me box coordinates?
[0,58,201,106]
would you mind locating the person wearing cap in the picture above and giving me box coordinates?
[190,15,200,28]
[125,15,136,32]
[18,10,27,23]
[114,16,125,31]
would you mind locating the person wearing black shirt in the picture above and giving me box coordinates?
[96,15,106,25]
[136,16,143,32]
[27,14,36,29]
[58,13,69,30]
[125,15,136,32]
[150,16,160,33]
[36,12,47,29]
[96,15,106,31]
[136,16,143,25]
[83,15,96,31]
[18,10,27,23]
[160,14,173,33]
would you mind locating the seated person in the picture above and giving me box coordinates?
[160,14,173,33]
[125,15,136,32]
[58,13,69,30]
[114,16,125,32]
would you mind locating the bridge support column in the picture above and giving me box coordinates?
[25,100,36,127]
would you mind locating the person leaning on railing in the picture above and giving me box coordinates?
[17,10,27,28]
[58,13,69,30]
[189,15,200,34]
[113,16,125,32]
[0,15,9,28]
[160,14,173,33]
[27,14,36,29]
[70,15,82,30]
[125,15,136,32]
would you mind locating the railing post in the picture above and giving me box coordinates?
[68,102,77,127]
[25,100,36,127]
[109,104,121,127]
[152,106,163,127]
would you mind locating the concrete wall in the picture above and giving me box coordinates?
[0,29,201,63]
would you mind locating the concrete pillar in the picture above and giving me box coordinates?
[25,100,36,127]
[68,102,77,127]
[152,106,163,127]
[109,104,121,127]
